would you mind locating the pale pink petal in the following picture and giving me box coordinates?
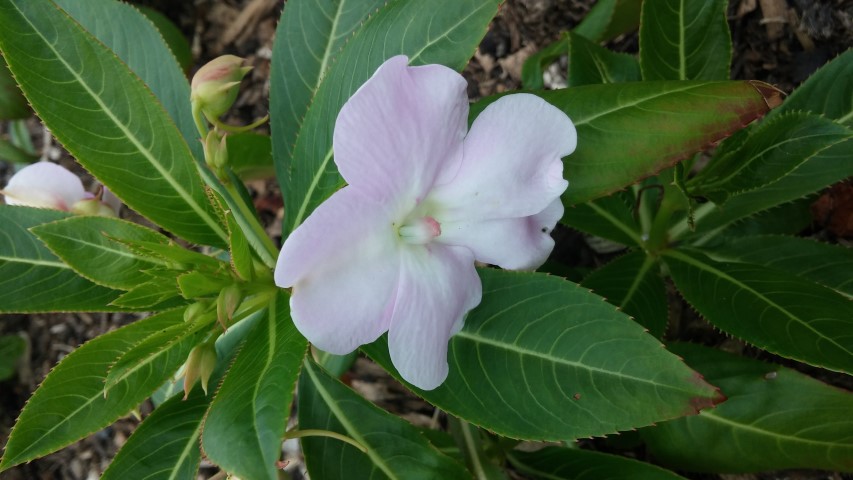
[2,162,86,210]
[430,93,576,222]
[333,55,469,201]
[276,187,401,354]
[439,197,563,270]
[388,245,481,390]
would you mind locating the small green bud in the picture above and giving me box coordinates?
[191,55,251,120]
[184,301,210,323]
[216,284,242,331]
[183,343,217,398]
[202,130,229,173]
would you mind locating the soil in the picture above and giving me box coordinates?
[1,0,851,479]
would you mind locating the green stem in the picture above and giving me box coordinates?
[208,114,269,134]
[223,180,279,265]
[192,104,278,269]
[284,429,368,453]
[668,202,716,241]
[192,103,209,139]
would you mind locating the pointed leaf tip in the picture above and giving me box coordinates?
[748,80,785,109]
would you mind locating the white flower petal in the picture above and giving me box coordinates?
[440,197,564,270]
[388,245,481,390]
[2,162,86,210]
[430,93,575,222]
[276,187,401,354]
[333,55,469,202]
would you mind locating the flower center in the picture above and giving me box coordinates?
[398,216,441,245]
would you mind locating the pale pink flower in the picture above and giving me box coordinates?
[275,56,576,389]
[2,161,120,216]
[2,161,87,210]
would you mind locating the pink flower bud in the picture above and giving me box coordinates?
[191,55,252,120]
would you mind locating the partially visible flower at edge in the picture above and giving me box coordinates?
[275,55,576,390]
[1,161,120,216]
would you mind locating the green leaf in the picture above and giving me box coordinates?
[446,416,508,480]
[521,31,640,90]
[227,132,273,180]
[314,349,358,378]
[0,0,227,247]
[508,446,687,480]
[766,48,852,126]
[202,292,307,480]
[31,216,172,291]
[0,205,124,313]
[663,249,853,375]
[581,251,668,338]
[705,199,813,239]
[0,334,25,381]
[690,112,853,203]
[639,0,730,81]
[110,280,185,310]
[0,53,27,119]
[0,310,186,471]
[226,211,253,281]
[474,81,777,206]
[521,33,568,89]
[363,269,722,440]
[270,0,386,184]
[135,5,193,74]
[281,0,501,235]
[299,359,470,480]
[102,389,207,480]
[706,235,853,297]
[642,343,853,473]
[176,271,232,299]
[565,31,641,86]
[54,0,201,161]
[112,237,224,272]
[563,191,642,247]
[690,137,853,237]
[573,0,642,44]
[55,0,277,265]
[0,136,37,163]
[104,311,211,392]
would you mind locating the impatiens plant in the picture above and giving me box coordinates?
[0,0,850,479]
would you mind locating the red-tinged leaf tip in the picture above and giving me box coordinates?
[682,371,727,415]
[748,80,785,109]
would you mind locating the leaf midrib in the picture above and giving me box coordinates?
[304,360,400,479]
[13,1,227,243]
[166,421,203,480]
[0,255,69,269]
[453,329,703,395]
[39,231,170,268]
[700,409,853,449]
[703,127,852,189]
[665,250,853,358]
[105,321,195,391]
[586,201,642,246]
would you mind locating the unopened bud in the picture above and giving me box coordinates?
[216,284,242,331]
[184,301,210,323]
[202,130,229,171]
[183,343,217,398]
[191,55,251,120]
